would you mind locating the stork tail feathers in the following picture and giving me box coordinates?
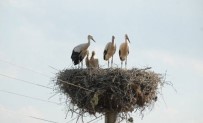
[103,50,107,60]
[71,50,83,65]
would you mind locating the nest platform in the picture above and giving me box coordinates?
[55,68,164,116]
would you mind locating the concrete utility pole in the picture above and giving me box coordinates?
[105,112,118,123]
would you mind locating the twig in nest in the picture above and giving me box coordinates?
[54,68,166,122]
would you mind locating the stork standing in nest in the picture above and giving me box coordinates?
[119,34,130,68]
[89,51,99,68]
[71,35,95,68]
[103,36,116,68]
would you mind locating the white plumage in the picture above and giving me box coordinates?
[103,36,116,68]
[71,35,95,68]
[119,34,130,68]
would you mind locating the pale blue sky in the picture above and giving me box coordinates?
[0,0,203,123]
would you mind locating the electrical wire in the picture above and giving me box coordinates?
[0,58,51,78]
[0,72,93,92]
[0,107,60,123]
[0,58,93,92]
[0,73,53,90]
[87,115,103,123]
[0,90,61,105]
[28,116,59,123]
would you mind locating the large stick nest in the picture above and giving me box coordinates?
[55,68,164,115]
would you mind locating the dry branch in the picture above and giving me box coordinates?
[54,68,165,122]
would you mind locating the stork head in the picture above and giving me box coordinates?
[88,35,95,42]
[125,34,130,43]
[112,35,115,42]
[91,51,95,57]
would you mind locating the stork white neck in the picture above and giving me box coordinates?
[112,39,115,44]
[125,38,129,45]
[87,38,91,47]
[91,51,95,59]
[87,35,95,46]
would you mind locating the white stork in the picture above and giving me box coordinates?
[103,36,116,68]
[89,51,99,68]
[119,34,130,68]
[71,35,95,68]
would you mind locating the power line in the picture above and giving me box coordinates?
[87,115,103,123]
[0,58,94,122]
[29,116,59,123]
[0,90,61,105]
[0,58,93,93]
[48,65,59,71]
[66,116,78,123]
[0,73,53,90]
[0,57,94,92]
[0,72,93,92]
[0,58,50,78]
[0,108,60,123]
